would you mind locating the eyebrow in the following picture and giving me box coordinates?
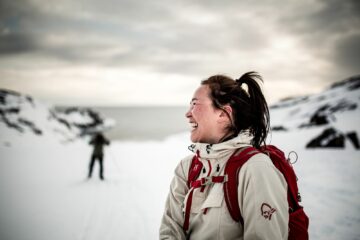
[190,98,198,103]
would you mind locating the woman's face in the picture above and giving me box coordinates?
[185,85,225,144]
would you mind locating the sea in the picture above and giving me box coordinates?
[92,106,189,141]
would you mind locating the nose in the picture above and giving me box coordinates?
[185,108,192,118]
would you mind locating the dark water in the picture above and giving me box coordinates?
[93,106,189,141]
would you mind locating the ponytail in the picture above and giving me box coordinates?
[202,72,270,148]
[235,72,270,148]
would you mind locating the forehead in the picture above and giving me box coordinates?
[192,85,211,101]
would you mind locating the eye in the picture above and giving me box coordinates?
[190,101,197,106]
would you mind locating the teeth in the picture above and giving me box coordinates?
[190,122,198,128]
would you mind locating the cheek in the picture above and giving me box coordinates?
[192,106,218,125]
[199,110,217,126]
[192,106,203,117]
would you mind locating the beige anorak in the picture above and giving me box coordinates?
[160,134,289,240]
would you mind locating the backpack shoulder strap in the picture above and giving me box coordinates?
[261,145,301,211]
[261,145,309,238]
[223,146,260,224]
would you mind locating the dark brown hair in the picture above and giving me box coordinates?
[201,71,270,148]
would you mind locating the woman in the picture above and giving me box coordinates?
[160,72,289,239]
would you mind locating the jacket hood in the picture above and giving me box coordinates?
[188,131,253,160]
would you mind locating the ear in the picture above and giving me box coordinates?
[218,105,233,123]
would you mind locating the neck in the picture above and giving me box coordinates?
[218,131,236,143]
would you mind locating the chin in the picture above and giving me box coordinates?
[190,133,199,143]
[190,136,197,143]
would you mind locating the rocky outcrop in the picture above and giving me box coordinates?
[306,128,345,148]
[306,128,360,149]
[272,126,288,131]
[0,89,111,140]
[270,75,359,150]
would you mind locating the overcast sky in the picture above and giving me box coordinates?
[0,0,359,106]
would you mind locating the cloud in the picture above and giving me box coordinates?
[273,0,360,81]
[275,0,360,36]
[0,0,359,105]
[1,0,270,66]
[0,33,38,54]
[334,33,360,75]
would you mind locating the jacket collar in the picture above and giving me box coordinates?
[188,132,253,160]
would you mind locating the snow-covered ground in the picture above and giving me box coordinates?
[1,127,359,239]
[0,130,190,240]
[1,77,359,240]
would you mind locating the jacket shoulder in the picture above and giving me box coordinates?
[243,152,274,168]
[180,154,195,164]
[180,154,195,169]
[173,154,195,179]
[239,152,287,186]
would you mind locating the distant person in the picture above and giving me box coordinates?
[88,132,110,180]
[160,72,294,239]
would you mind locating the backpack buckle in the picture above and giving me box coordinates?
[201,177,213,185]
[201,175,228,185]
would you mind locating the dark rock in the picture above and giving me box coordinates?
[306,128,345,148]
[0,108,20,114]
[309,112,329,126]
[0,89,21,104]
[272,126,288,131]
[18,118,43,135]
[330,100,357,112]
[330,75,360,91]
[300,100,357,128]
[270,96,309,109]
[58,118,71,130]
[346,132,360,149]
[1,116,24,133]
[51,107,105,137]
[299,112,330,128]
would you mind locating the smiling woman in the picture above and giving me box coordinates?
[160,72,290,240]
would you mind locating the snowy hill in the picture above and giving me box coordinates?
[270,75,360,149]
[0,77,360,240]
[0,89,115,143]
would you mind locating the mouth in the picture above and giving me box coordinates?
[190,122,198,131]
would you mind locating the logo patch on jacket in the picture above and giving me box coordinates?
[261,203,276,220]
[193,164,201,171]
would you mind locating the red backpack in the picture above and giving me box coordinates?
[184,145,309,240]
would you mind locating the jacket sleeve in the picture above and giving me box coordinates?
[238,153,289,240]
[159,156,192,240]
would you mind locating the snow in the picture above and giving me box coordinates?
[1,78,360,240]
[1,129,359,240]
[269,130,360,239]
[0,131,189,240]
